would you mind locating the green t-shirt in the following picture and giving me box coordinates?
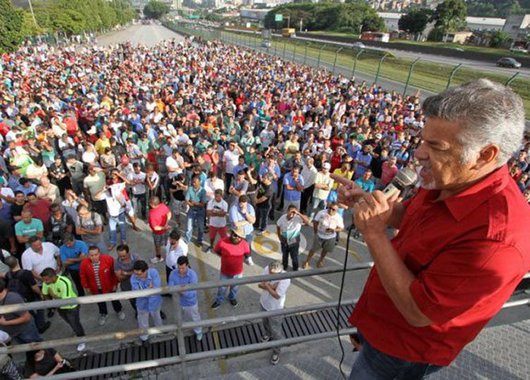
[42,275,78,309]
[15,219,44,240]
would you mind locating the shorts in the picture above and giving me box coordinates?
[152,231,169,247]
[311,236,336,254]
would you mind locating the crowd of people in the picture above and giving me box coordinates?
[0,34,529,376]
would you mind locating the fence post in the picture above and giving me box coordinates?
[173,291,188,380]
[446,63,462,89]
[351,50,364,77]
[332,47,343,75]
[505,72,520,86]
[403,57,421,96]
[303,42,310,65]
[317,44,326,68]
[293,42,297,61]
[283,40,287,59]
[374,53,389,84]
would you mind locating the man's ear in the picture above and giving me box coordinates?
[476,145,499,168]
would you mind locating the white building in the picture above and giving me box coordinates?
[503,14,530,40]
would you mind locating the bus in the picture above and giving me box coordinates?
[282,28,296,38]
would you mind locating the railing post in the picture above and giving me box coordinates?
[374,53,389,84]
[403,57,420,96]
[317,44,325,68]
[303,42,309,65]
[505,72,520,86]
[173,291,188,380]
[446,63,462,89]
[332,47,343,75]
[351,49,363,77]
[274,39,277,55]
[293,42,297,61]
[283,40,287,59]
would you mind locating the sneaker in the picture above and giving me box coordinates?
[261,335,270,342]
[229,298,238,307]
[117,311,126,320]
[98,314,108,326]
[271,353,280,365]
[77,343,86,352]
[38,321,51,334]
[211,301,221,310]
[196,332,203,341]
[150,257,161,264]
[160,310,167,320]
[245,257,254,266]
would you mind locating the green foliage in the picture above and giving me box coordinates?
[143,1,170,20]
[0,0,25,53]
[431,0,467,33]
[427,27,445,42]
[263,2,384,34]
[398,8,433,35]
[467,0,529,17]
[489,30,511,47]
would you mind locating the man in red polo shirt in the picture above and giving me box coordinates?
[148,196,172,264]
[211,227,251,309]
[339,80,530,379]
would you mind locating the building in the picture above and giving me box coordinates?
[378,12,402,32]
[466,17,505,32]
[503,14,530,40]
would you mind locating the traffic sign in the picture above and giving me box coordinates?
[275,14,283,22]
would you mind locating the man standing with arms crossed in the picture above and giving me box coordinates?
[339,80,530,379]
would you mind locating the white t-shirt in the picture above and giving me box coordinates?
[21,242,60,276]
[259,267,290,311]
[314,209,344,240]
[223,150,240,175]
[165,239,188,270]
[204,178,224,200]
[207,198,228,228]
[0,187,14,199]
[276,214,303,242]
[166,155,182,178]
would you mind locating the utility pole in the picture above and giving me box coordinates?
[28,0,38,28]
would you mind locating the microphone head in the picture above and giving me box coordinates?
[393,167,418,188]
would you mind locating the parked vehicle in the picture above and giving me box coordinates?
[352,42,366,49]
[510,46,528,54]
[282,28,296,38]
[496,57,522,68]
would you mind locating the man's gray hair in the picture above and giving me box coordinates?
[422,79,525,166]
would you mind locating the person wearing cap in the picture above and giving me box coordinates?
[59,233,88,296]
[310,162,334,220]
[168,256,203,341]
[259,261,291,365]
[211,226,251,309]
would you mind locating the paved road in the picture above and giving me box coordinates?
[30,24,530,379]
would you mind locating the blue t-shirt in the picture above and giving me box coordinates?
[283,172,304,202]
[60,240,88,271]
[130,268,163,312]
[168,267,198,307]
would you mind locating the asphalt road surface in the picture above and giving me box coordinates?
[97,23,185,47]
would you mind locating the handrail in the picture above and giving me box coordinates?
[46,328,359,380]
[0,298,358,354]
[0,263,374,314]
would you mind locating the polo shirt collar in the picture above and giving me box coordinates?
[436,165,510,221]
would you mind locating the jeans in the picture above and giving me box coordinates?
[109,212,126,246]
[68,269,85,297]
[182,303,202,335]
[281,241,299,271]
[186,207,205,243]
[349,333,443,380]
[261,305,284,355]
[256,206,270,231]
[31,309,46,331]
[58,307,85,337]
[132,193,147,218]
[96,290,123,315]
[215,273,243,303]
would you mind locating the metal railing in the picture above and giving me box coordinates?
[0,263,373,379]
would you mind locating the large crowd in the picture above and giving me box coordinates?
[0,35,529,377]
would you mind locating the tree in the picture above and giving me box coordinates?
[489,30,510,48]
[0,0,25,53]
[431,0,467,33]
[398,8,433,35]
[143,1,170,20]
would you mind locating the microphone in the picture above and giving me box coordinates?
[382,167,418,198]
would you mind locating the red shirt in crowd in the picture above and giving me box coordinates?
[80,254,118,294]
[148,203,171,235]
[349,166,530,366]
[214,237,250,276]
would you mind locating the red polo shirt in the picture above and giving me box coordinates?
[148,203,170,235]
[349,165,530,366]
